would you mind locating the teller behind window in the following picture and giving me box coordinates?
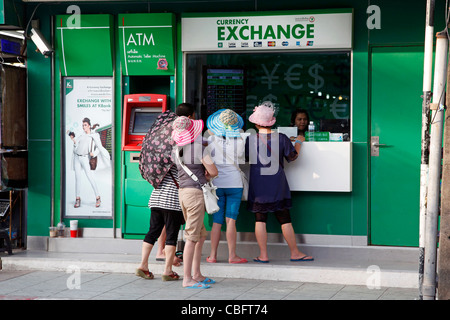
[289,108,309,142]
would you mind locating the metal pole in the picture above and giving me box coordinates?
[437,30,450,300]
[423,31,448,300]
[419,0,435,300]
[51,14,55,228]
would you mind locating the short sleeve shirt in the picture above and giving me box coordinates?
[174,137,210,189]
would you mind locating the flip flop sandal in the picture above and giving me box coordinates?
[175,251,183,261]
[253,257,270,263]
[199,277,215,284]
[290,255,314,262]
[185,282,211,289]
[229,258,248,264]
[135,268,154,280]
[162,272,180,281]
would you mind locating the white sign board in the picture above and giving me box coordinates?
[63,77,114,218]
[182,10,353,51]
[285,142,352,192]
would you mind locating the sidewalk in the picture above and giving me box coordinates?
[0,238,420,300]
[0,268,418,300]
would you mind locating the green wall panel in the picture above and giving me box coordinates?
[55,14,114,76]
[27,141,51,236]
[124,204,150,234]
[26,15,53,236]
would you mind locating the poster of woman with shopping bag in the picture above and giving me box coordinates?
[63,77,113,218]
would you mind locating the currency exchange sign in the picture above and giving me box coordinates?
[182,9,353,52]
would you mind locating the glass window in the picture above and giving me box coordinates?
[185,51,351,140]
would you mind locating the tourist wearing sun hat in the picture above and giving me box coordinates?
[245,101,314,263]
[206,108,244,138]
[135,103,195,282]
[172,116,218,289]
[205,109,248,264]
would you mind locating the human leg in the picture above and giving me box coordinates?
[208,223,221,263]
[192,236,207,281]
[156,227,167,260]
[208,188,225,262]
[137,208,164,279]
[182,238,197,287]
[162,245,179,280]
[254,219,269,262]
[224,188,246,263]
[280,223,312,260]
[138,241,153,272]
[179,188,210,288]
[226,218,244,263]
[276,209,313,261]
[162,210,184,278]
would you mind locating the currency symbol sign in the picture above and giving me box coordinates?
[330,96,349,119]
[308,63,324,93]
[284,64,304,90]
[261,64,280,90]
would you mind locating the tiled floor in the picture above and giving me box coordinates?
[0,270,419,300]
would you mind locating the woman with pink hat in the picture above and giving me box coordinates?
[172,116,218,289]
[246,101,314,263]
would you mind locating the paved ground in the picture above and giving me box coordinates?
[0,269,419,301]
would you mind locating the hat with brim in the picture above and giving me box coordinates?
[207,109,244,138]
[248,102,276,127]
[171,116,204,146]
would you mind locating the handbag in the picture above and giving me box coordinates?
[89,138,97,170]
[201,181,220,215]
[175,148,220,215]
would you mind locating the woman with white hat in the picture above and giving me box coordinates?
[206,109,248,264]
[172,116,218,289]
[246,101,314,263]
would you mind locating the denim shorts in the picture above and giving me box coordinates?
[213,188,243,224]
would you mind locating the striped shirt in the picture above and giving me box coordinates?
[148,166,181,212]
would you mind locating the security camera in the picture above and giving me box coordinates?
[30,27,53,56]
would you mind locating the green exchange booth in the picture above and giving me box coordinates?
[23,2,434,250]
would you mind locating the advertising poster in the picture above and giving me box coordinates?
[63,77,113,218]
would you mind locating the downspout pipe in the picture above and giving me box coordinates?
[423,31,448,300]
[419,0,435,300]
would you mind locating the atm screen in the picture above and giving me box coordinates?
[129,108,162,135]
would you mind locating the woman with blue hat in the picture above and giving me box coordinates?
[206,109,248,264]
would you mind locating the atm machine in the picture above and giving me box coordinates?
[121,93,167,238]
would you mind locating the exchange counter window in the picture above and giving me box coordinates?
[185,51,351,140]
